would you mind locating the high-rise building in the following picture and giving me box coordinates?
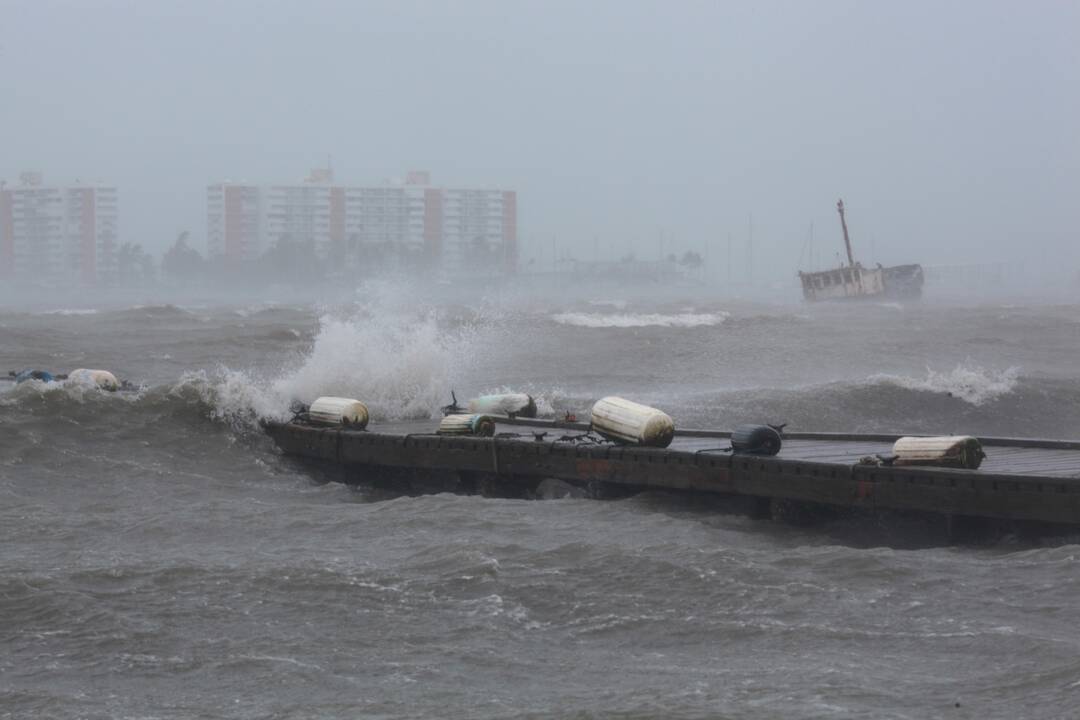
[0,172,118,285]
[206,183,261,263]
[263,183,335,253]
[205,170,517,276]
[442,188,517,275]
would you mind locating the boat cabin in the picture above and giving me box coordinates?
[799,263,886,301]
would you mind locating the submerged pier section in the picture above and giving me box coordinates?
[264,418,1080,529]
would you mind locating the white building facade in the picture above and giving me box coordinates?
[205,170,516,276]
[0,172,118,285]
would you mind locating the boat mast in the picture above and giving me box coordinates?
[837,198,855,267]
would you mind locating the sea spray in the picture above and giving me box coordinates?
[270,312,463,419]
[474,384,568,418]
[172,305,509,428]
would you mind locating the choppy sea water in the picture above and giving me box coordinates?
[3,289,1080,718]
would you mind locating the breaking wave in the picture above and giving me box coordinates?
[266,312,472,420]
[671,363,1042,436]
[869,363,1020,406]
[551,311,729,328]
[170,306,506,427]
[1,295,544,435]
[42,308,99,316]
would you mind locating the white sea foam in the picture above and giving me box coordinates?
[268,312,469,420]
[870,363,1020,405]
[43,308,98,316]
[0,374,138,405]
[551,311,728,328]
[178,304,495,426]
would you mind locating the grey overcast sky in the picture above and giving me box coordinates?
[2,0,1077,278]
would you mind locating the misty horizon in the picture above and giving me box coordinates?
[2,0,1077,290]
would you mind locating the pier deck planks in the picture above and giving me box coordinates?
[265,420,1080,526]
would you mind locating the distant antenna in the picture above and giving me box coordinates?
[727,232,732,284]
[746,214,754,281]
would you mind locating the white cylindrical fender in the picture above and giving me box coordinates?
[67,368,119,392]
[590,396,675,448]
[438,413,496,437]
[467,393,537,418]
[308,396,370,428]
[893,435,985,469]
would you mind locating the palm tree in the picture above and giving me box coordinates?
[162,231,204,281]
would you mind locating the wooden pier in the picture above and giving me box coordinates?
[264,418,1080,529]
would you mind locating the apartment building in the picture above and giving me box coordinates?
[206,170,517,275]
[0,172,118,285]
[206,183,261,263]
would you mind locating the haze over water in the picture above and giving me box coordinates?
[3,1,1078,275]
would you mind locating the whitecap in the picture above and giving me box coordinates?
[42,308,98,316]
[870,363,1020,406]
[551,311,729,328]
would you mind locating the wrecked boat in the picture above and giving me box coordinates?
[798,199,924,301]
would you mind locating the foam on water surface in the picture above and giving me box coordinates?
[870,363,1020,406]
[551,311,729,328]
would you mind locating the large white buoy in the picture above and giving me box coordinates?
[893,436,985,469]
[437,413,496,437]
[67,368,119,392]
[467,393,537,418]
[308,396,369,428]
[589,396,675,448]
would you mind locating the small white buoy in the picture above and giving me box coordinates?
[590,396,675,448]
[308,396,369,428]
[893,436,985,469]
[438,414,496,437]
[67,368,120,392]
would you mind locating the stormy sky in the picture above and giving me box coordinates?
[2,0,1077,281]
